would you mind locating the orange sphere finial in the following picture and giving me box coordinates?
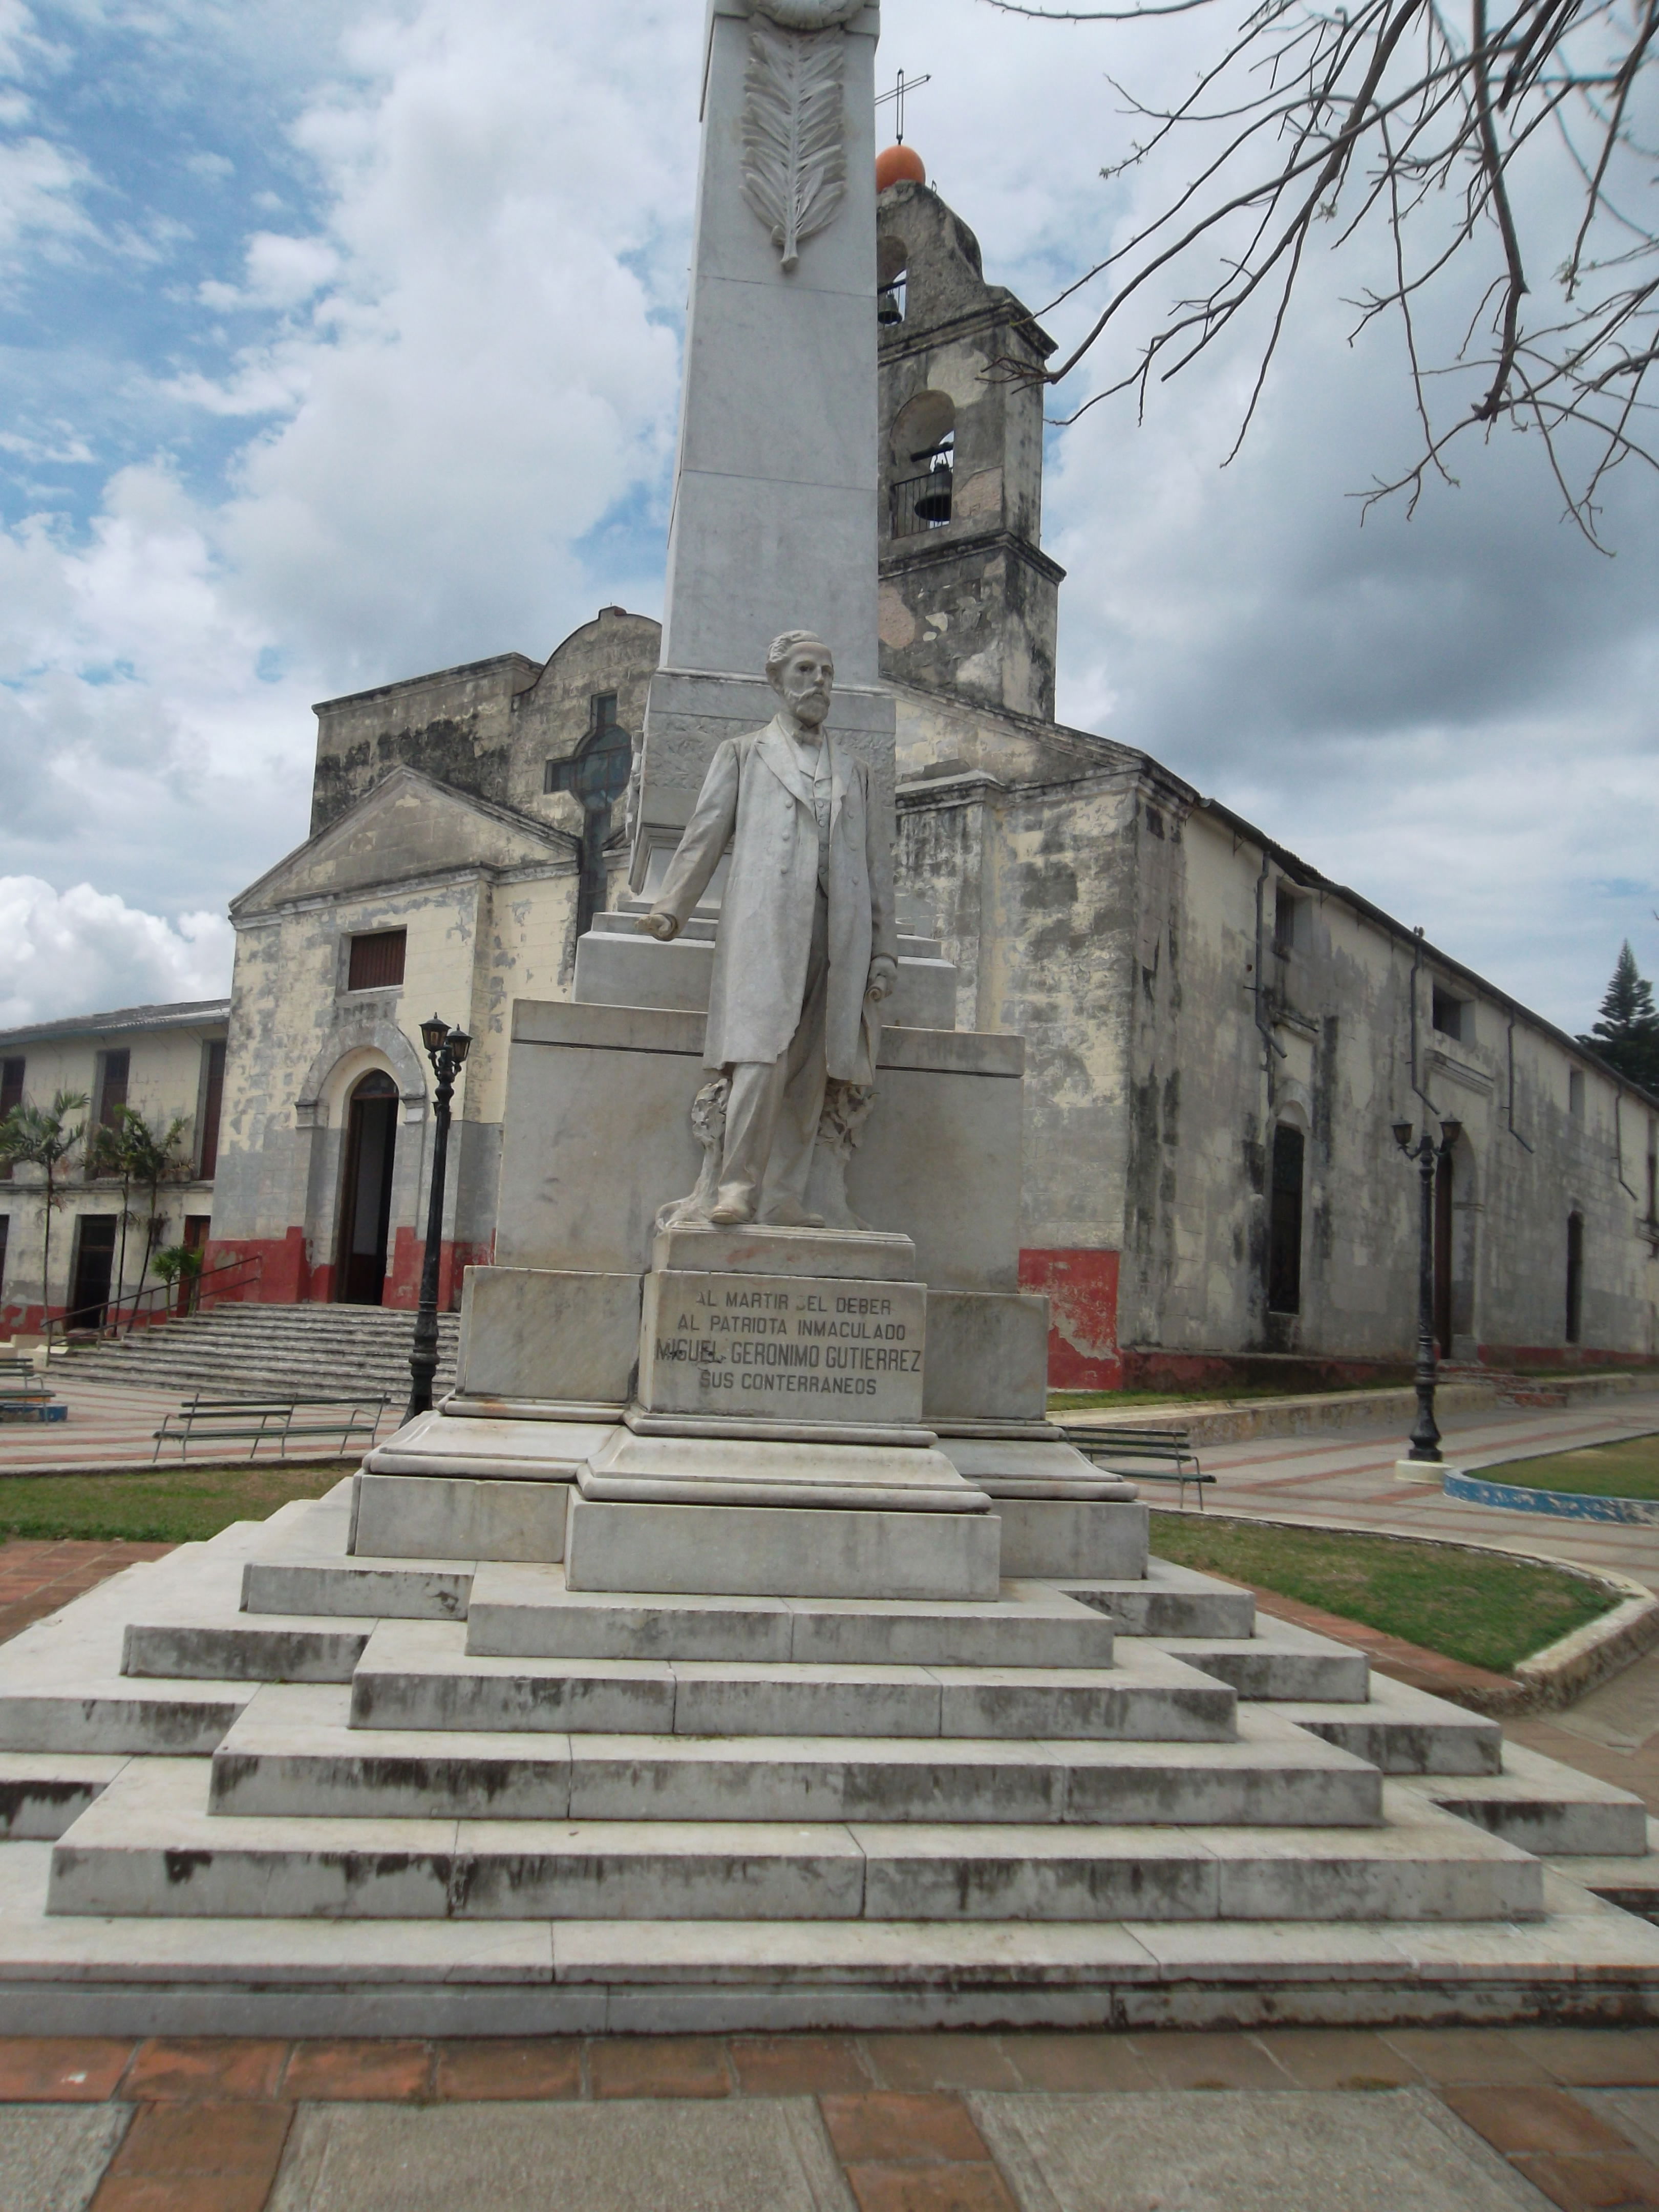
[876,143,926,192]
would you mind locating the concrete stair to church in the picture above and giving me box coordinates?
[66,1302,459,1403]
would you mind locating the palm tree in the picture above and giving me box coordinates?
[116,1110,193,1296]
[0,1091,89,1325]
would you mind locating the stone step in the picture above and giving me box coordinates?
[1049,1561,1257,1640]
[4,1831,1654,2036]
[236,1551,1264,1645]
[1277,1673,1502,1776]
[1408,1743,1650,1859]
[242,1556,475,1622]
[0,1675,252,1756]
[0,1755,127,1840]
[122,1609,376,1685]
[210,1685,1380,1828]
[347,1621,1238,1743]
[70,1303,460,1399]
[48,1759,1541,1924]
[462,1564,1116,1669]
[1542,1816,1659,1918]
[1150,1622,1371,1704]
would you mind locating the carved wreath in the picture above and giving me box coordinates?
[752,1,864,25]
[741,16,851,272]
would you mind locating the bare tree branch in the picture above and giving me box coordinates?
[981,0,1659,538]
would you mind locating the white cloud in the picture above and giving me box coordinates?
[198,229,340,311]
[1,0,699,928]
[0,0,1653,1049]
[0,132,95,266]
[0,877,233,1028]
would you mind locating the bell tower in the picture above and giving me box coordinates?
[876,176,1065,721]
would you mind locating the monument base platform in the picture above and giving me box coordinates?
[565,1493,1002,1599]
[0,1486,1654,2033]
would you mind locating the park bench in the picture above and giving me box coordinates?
[0,1356,64,1424]
[1059,1423,1214,1510]
[151,1394,387,1464]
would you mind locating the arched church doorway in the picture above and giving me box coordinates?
[337,1070,399,1305]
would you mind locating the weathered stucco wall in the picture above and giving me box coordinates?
[894,689,1658,1377]
[212,770,580,1308]
[309,610,661,843]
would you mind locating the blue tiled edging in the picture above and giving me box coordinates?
[1445,1471,1659,1524]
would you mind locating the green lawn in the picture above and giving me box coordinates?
[0,1463,352,1546]
[1477,1433,1659,1500]
[1150,1513,1617,1674]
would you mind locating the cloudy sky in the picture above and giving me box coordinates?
[1,0,1653,1036]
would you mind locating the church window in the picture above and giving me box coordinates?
[348,930,407,992]
[198,1039,226,1181]
[545,693,635,935]
[1566,1210,1585,1343]
[1568,1067,1585,1118]
[1273,888,1306,956]
[1267,1122,1305,1314]
[1646,1126,1656,1223]
[0,1058,22,1182]
[1432,986,1467,1042]
[95,1049,130,1130]
[890,391,955,537]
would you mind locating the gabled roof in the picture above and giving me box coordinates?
[0,1000,230,1052]
[231,765,577,917]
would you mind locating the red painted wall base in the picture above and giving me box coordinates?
[202,1231,493,1314]
[1018,1248,1122,1390]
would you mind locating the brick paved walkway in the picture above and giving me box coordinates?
[8,2025,1659,2208]
[0,1538,172,1644]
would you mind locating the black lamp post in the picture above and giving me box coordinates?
[1391,1113,1462,1462]
[406,1015,472,1423]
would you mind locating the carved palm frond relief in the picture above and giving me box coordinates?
[740,19,847,273]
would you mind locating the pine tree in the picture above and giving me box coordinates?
[1581,943,1659,1095]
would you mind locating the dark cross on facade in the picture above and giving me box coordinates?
[545,692,634,935]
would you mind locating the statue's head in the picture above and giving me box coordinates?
[765,631,834,730]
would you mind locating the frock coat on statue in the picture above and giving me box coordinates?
[649,717,897,1080]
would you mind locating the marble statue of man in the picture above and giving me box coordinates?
[642,632,898,1226]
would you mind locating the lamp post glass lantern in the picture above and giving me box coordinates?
[406,1016,472,1423]
[1393,1114,1462,1461]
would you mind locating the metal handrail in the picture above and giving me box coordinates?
[47,1250,265,1348]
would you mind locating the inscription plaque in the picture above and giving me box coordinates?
[638,1269,926,1426]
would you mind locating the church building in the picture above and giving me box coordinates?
[5,175,1654,1380]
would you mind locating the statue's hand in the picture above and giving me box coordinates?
[866,955,898,1004]
[641,910,679,943]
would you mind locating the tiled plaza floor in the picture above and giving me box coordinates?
[0,1374,403,1477]
[1154,1388,1659,1588]
[11,2026,1659,2207]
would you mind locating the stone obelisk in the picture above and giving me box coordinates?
[629,0,895,898]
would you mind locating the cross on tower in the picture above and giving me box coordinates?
[876,67,931,145]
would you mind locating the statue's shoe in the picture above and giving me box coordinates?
[765,1203,825,1228]
[708,1198,755,1226]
